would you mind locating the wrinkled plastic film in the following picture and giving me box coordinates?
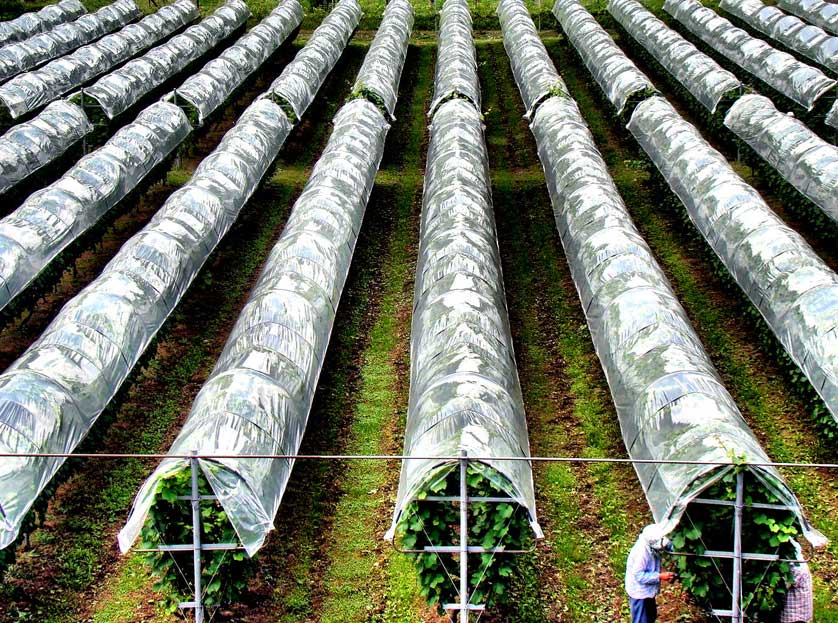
[496,0,568,118]
[0,100,91,194]
[172,0,303,124]
[0,0,87,48]
[267,0,361,120]
[721,0,838,75]
[0,101,191,314]
[724,95,837,224]
[119,99,390,555]
[0,0,200,120]
[0,95,296,550]
[553,0,656,114]
[351,0,413,119]
[82,0,254,120]
[525,95,821,543]
[629,96,838,428]
[388,96,539,541]
[777,0,838,37]
[664,0,836,110]
[608,0,741,113]
[428,0,481,116]
[0,0,139,85]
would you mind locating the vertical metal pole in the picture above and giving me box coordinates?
[732,472,744,623]
[459,450,469,623]
[191,450,204,623]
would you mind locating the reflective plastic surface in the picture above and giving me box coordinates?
[0,0,86,48]
[428,0,481,116]
[629,96,838,430]
[778,0,838,37]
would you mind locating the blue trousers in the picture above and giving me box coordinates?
[630,597,657,623]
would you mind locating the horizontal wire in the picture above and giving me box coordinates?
[0,452,837,469]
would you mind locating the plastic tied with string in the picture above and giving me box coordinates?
[496,0,568,118]
[663,0,836,111]
[0,0,199,120]
[119,99,391,556]
[0,0,139,85]
[608,0,741,113]
[720,0,838,75]
[80,0,254,121]
[0,99,92,194]
[350,0,413,120]
[266,0,361,121]
[724,94,838,224]
[170,0,303,125]
[628,95,838,430]
[0,0,87,48]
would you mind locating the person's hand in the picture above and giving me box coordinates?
[660,572,676,582]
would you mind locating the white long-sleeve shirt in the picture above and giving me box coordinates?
[625,538,661,599]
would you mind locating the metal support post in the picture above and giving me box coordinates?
[191,450,204,623]
[732,471,744,623]
[459,450,469,623]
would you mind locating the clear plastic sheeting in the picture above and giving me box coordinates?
[0,0,200,119]
[172,0,303,125]
[778,0,838,37]
[351,0,413,120]
[527,94,820,540]
[0,0,87,48]
[0,101,191,313]
[664,0,836,110]
[496,0,568,118]
[82,0,252,120]
[553,0,656,114]
[608,0,741,113]
[720,0,838,75]
[0,100,91,194]
[267,0,361,120]
[0,0,139,85]
[388,98,540,540]
[724,94,838,224]
[628,96,838,427]
[0,97,293,550]
[428,0,481,116]
[119,99,391,556]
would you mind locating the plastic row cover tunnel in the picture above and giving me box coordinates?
[724,94,838,224]
[0,0,201,120]
[628,96,838,427]
[267,0,361,121]
[529,95,820,538]
[0,96,298,551]
[720,0,838,75]
[607,0,741,113]
[0,0,140,85]
[0,0,86,48]
[81,0,255,121]
[428,0,480,116]
[664,0,835,111]
[496,0,568,118]
[0,101,192,315]
[778,0,838,36]
[828,101,838,130]
[350,0,413,120]
[388,95,540,539]
[170,0,303,126]
[0,100,91,195]
[119,99,391,555]
[553,0,656,115]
